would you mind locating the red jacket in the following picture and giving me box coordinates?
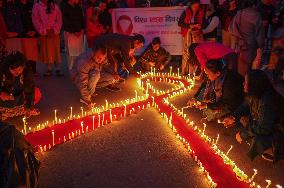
[180,8,204,36]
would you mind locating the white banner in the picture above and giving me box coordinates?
[112,7,186,55]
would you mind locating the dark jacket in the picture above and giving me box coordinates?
[3,3,23,35]
[19,2,38,37]
[207,71,244,112]
[94,34,134,71]
[62,3,84,33]
[233,91,284,161]
[0,62,35,109]
[139,45,171,69]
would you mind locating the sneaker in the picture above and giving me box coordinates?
[56,70,64,77]
[261,153,274,162]
[105,84,121,92]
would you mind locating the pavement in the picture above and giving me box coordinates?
[4,56,284,187]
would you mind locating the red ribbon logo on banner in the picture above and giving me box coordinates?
[116,15,133,35]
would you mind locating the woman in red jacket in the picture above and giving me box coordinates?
[178,0,205,75]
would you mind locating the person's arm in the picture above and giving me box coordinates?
[161,48,171,66]
[232,100,250,120]
[178,11,190,29]
[32,4,46,35]
[202,16,220,34]
[23,65,35,109]
[54,5,62,35]
[139,47,152,65]
[120,45,132,71]
[255,14,265,49]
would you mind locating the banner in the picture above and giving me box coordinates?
[112,7,186,55]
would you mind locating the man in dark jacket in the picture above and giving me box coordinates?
[94,33,145,79]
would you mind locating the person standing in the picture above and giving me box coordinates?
[32,0,63,77]
[86,2,105,48]
[19,0,39,76]
[202,1,220,42]
[220,0,238,48]
[62,0,84,70]
[2,0,23,52]
[178,0,204,75]
[228,0,264,76]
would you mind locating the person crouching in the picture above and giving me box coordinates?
[71,45,120,109]
[138,37,171,72]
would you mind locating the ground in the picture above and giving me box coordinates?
[4,57,284,187]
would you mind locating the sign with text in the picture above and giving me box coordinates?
[112,7,186,55]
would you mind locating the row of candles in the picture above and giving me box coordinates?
[24,68,282,188]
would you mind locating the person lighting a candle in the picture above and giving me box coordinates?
[187,59,244,122]
[70,45,121,110]
[138,37,171,72]
[222,70,284,162]
[0,52,41,120]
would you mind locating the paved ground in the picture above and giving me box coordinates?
[4,56,284,187]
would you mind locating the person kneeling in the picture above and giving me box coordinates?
[138,37,171,72]
[71,46,120,109]
[187,59,244,121]
[0,52,41,120]
[223,70,284,162]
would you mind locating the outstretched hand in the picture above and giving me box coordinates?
[222,116,236,128]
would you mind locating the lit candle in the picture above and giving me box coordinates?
[226,145,233,156]
[177,68,180,77]
[135,90,138,101]
[170,66,172,76]
[202,123,207,135]
[81,107,84,117]
[105,100,108,110]
[52,130,55,146]
[276,185,282,188]
[249,169,258,182]
[70,107,73,119]
[215,134,219,145]
[81,122,84,133]
[54,110,57,124]
[265,180,271,188]
[22,117,27,135]
[102,114,105,125]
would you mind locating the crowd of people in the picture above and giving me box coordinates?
[0,0,283,166]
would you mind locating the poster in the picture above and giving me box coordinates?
[112,7,186,55]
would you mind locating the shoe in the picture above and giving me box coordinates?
[43,70,52,77]
[105,84,121,92]
[261,153,274,162]
[56,70,64,77]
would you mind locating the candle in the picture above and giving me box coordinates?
[249,169,258,182]
[202,123,207,135]
[98,114,101,127]
[226,145,233,156]
[135,90,138,101]
[81,107,84,117]
[92,116,95,130]
[124,105,127,117]
[177,68,180,77]
[276,185,282,188]
[81,122,84,133]
[170,66,172,75]
[102,114,105,125]
[52,130,55,146]
[265,180,271,188]
[215,134,219,145]
[22,117,27,135]
[110,109,112,122]
[54,110,57,124]
[70,107,73,119]
[105,100,108,110]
